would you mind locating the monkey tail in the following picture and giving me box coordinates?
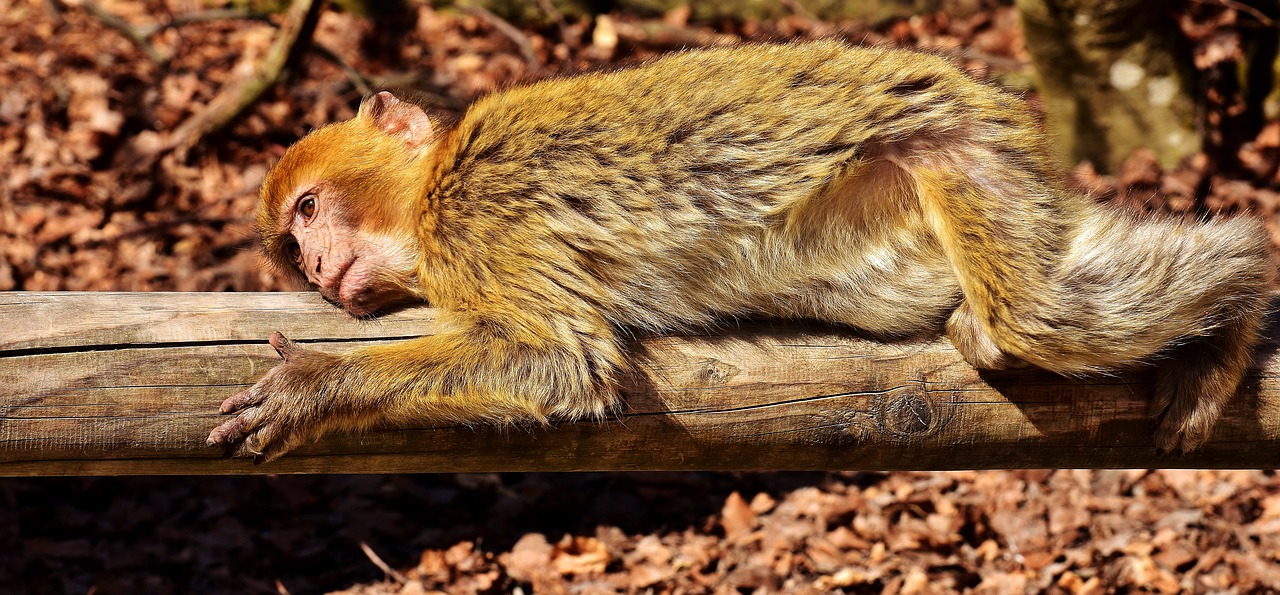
[909,149,1272,378]
[1054,209,1271,365]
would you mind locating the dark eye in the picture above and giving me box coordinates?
[283,239,301,264]
[298,195,317,220]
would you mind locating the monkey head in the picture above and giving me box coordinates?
[256,92,437,317]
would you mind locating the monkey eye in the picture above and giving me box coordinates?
[283,238,302,264]
[297,195,317,220]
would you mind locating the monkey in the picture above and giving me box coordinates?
[208,40,1272,462]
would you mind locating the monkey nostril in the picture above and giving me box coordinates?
[315,256,322,274]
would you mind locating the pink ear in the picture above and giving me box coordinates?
[358,91,434,148]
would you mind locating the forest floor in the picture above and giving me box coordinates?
[5,1,1280,593]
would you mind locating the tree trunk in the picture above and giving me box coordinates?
[1016,0,1200,171]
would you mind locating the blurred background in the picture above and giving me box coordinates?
[4,0,1280,593]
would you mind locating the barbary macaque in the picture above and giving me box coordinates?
[208,41,1271,462]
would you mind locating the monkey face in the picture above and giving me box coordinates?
[272,182,421,318]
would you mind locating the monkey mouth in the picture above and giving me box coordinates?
[328,257,357,303]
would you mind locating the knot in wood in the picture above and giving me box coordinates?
[872,384,955,443]
[693,358,739,386]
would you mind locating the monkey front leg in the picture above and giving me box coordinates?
[208,323,620,462]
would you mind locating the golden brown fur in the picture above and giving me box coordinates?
[209,41,1272,461]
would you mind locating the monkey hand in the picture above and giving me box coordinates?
[208,332,345,463]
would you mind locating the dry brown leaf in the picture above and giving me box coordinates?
[974,570,1029,595]
[1118,148,1162,187]
[415,549,449,583]
[749,492,777,515]
[551,535,610,576]
[813,567,876,590]
[1227,550,1280,590]
[804,536,842,573]
[1122,555,1181,594]
[1056,572,1103,595]
[626,563,673,589]
[720,491,755,543]
[501,533,553,584]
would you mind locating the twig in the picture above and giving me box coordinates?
[313,43,371,96]
[1188,0,1276,27]
[534,0,574,46]
[466,5,540,67]
[360,542,409,584]
[155,7,270,32]
[167,0,323,161]
[610,19,740,49]
[954,47,1032,72]
[778,0,819,22]
[534,0,566,27]
[365,73,467,111]
[82,1,167,64]
[82,4,273,65]
[778,0,835,37]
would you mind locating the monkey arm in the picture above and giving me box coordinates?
[207,311,624,462]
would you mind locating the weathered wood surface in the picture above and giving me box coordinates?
[2,291,1279,476]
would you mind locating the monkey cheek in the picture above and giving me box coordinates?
[336,268,406,318]
[334,282,375,318]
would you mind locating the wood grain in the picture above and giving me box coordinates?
[2,291,1278,475]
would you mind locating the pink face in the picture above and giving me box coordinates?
[278,184,419,317]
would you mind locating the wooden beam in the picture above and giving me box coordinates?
[2,291,1278,476]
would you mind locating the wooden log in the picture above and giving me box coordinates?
[1,291,1278,476]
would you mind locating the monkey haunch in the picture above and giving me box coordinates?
[208,41,1271,462]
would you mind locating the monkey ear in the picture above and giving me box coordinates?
[358,91,434,149]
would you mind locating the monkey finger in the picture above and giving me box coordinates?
[238,422,286,461]
[234,433,265,459]
[219,387,265,414]
[1147,390,1173,421]
[268,331,303,361]
[207,416,249,447]
[213,405,268,446]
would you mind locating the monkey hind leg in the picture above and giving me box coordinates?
[1062,213,1271,451]
[1151,310,1265,452]
[1063,215,1271,452]
[945,301,1026,370]
[909,151,1270,450]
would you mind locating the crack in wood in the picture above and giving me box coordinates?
[665,387,909,416]
[0,335,426,359]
